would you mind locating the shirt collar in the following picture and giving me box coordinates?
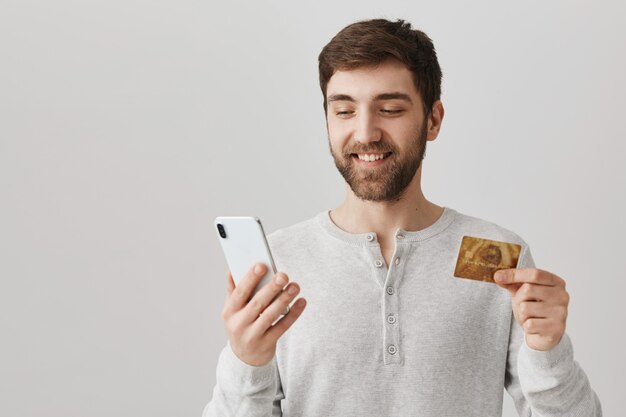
[316,206,457,246]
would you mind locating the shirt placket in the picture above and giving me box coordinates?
[363,231,409,365]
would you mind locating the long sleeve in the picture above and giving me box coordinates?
[506,318,602,416]
[202,341,284,417]
[504,245,602,416]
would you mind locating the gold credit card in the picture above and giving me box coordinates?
[454,236,522,283]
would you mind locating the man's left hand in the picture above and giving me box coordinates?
[494,268,569,351]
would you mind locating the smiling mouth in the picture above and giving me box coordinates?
[351,152,393,162]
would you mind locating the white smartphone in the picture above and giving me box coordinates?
[214,216,278,297]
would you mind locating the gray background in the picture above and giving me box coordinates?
[1,0,624,416]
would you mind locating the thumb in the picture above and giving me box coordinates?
[493,270,520,296]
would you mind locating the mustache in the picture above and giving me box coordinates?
[343,142,395,155]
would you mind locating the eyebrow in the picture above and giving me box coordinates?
[327,92,413,104]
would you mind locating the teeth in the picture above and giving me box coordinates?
[357,153,387,162]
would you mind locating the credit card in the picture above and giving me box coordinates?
[454,236,522,283]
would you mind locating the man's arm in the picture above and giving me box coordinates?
[202,264,305,417]
[501,245,602,416]
[202,341,284,417]
[505,317,602,416]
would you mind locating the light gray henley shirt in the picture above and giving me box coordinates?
[204,207,602,416]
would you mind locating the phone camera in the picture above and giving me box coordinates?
[217,223,227,238]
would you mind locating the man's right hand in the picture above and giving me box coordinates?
[221,263,307,367]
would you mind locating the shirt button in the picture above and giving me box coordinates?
[374,259,384,268]
[387,315,397,324]
[396,234,405,240]
[386,286,394,295]
[366,233,375,242]
[394,257,400,265]
[387,345,398,355]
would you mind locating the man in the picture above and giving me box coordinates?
[204,19,602,416]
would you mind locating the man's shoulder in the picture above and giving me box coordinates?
[266,211,324,248]
[451,208,536,268]
[451,207,529,247]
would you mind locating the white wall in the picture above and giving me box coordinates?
[1,0,623,415]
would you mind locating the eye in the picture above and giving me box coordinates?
[335,110,354,118]
[381,109,404,115]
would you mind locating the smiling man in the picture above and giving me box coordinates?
[204,19,602,416]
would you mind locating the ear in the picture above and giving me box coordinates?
[426,100,444,142]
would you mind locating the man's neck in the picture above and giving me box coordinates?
[330,174,443,268]
[329,169,444,242]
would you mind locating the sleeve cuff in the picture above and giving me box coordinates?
[218,341,277,385]
[519,332,573,369]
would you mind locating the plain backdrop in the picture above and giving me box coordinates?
[1,0,624,416]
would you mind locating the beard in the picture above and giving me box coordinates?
[329,122,428,202]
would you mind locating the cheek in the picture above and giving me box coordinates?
[327,117,352,136]
[381,119,415,139]
[385,125,421,151]
[327,119,352,148]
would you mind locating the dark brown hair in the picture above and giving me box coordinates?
[318,18,442,117]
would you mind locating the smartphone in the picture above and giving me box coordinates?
[214,216,278,297]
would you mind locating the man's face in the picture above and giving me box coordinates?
[325,59,429,202]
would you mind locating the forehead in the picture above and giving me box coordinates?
[326,59,419,101]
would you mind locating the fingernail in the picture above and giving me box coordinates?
[494,270,507,282]
[275,273,287,286]
[287,285,298,295]
[254,264,264,275]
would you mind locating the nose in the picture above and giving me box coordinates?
[352,110,381,144]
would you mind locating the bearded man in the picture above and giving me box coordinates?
[204,18,602,417]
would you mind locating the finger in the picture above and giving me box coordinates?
[265,297,307,341]
[517,300,548,323]
[251,282,300,332]
[495,281,522,296]
[514,283,566,304]
[522,317,557,335]
[226,263,268,313]
[519,302,568,325]
[240,272,291,324]
[494,268,563,287]
[226,271,235,295]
